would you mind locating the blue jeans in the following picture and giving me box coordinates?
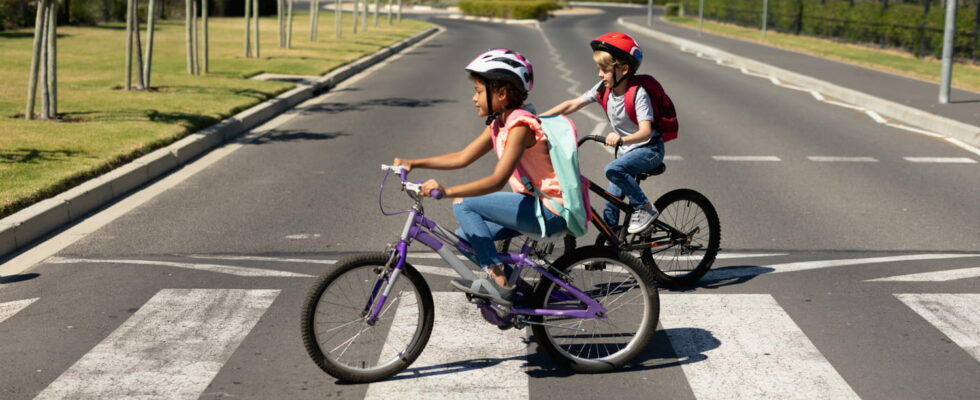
[454,192,567,269]
[603,140,665,227]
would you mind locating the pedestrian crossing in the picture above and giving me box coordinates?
[3,285,978,399]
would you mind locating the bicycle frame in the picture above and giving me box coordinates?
[577,135,699,253]
[366,166,608,326]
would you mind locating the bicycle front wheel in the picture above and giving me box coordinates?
[641,188,721,288]
[301,253,434,383]
[530,246,659,373]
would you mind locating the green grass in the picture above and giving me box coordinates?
[0,12,430,218]
[664,16,980,93]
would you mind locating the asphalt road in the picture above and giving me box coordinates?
[0,6,978,400]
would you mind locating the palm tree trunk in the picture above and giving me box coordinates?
[244,0,251,57]
[286,0,293,48]
[47,0,58,116]
[125,0,134,88]
[309,0,316,40]
[360,0,366,31]
[335,0,341,38]
[25,0,47,119]
[353,0,359,33]
[191,0,198,74]
[396,0,401,23]
[185,0,193,72]
[202,0,208,73]
[253,0,259,58]
[145,0,157,88]
[277,0,283,47]
[39,1,50,120]
[372,0,377,27]
[133,0,145,88]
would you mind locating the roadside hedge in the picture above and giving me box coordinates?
[679,0,979,61]
[458,0,562,20]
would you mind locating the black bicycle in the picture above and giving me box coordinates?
[499,135,721,288]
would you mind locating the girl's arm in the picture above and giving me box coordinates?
[422,126,534,198]
[394,126,493,172]
[540,97,588,117]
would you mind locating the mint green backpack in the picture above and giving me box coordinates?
[516,114,592,238]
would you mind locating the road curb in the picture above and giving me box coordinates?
[620,18,980,149]
[0,26,439,262]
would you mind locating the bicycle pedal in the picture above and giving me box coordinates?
[464,293,490,306]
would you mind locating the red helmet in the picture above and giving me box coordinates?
[590,32,644,72]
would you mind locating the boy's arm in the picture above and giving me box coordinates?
[540,98,588,116]
[394,126,493,171]
[618,120,655,145]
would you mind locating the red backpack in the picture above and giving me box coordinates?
[597,74,679,142]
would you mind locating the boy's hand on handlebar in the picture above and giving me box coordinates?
[392,158,413,173]
[604,133,623,147]
[420,179,445,198]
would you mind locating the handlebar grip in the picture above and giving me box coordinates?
[429,189,444,199]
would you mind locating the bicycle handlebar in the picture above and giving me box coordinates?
[381,164,443,199]
[577,135,622,148]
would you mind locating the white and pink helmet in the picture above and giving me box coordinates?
[465,48,534,93]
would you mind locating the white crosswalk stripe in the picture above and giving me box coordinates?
[660,294,860,399]
[34,289,279,400]
[364,292,528,399]
[0,298,38,324]
[896,293,980,362]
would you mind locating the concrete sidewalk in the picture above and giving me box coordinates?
[621,14,980,147]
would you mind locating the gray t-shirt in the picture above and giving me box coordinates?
[581,82,656,154]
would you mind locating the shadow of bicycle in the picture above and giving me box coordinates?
[526,327,721,377]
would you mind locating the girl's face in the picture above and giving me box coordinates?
[597,63,630,89]
[471,79,506,117]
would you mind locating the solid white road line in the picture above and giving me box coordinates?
[35,289,279,400]
[886,123,945,138]
[704,253,980,280]
[660,294,859,400]
[945,137,980,157]
[807,156,879,162]
[187,254,337,264]
[903,157,977,163]
[896,293,980,362]
[364,292,528,399]
[865,110,888,124]
[866,266,980,282]
[46,257,313,278]
[0,298,38,324]
[712,155,781,162]
[663,155,684,161]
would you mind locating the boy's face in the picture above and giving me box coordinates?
[597,63,630,89]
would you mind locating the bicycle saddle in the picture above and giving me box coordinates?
[636,163,666,181]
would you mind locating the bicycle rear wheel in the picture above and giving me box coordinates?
[530,246,659,373]
[301,253,434,383]
[641,189,721,288]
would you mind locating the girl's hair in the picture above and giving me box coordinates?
[469,72,528,110]
[592,50,627,73]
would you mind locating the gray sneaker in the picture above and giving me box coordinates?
[451,278,513,306]
[627,208,659,234]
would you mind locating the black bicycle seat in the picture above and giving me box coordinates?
[636,163,666,181]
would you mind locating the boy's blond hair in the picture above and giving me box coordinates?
[592,50,624,72]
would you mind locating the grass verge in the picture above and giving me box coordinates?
[664,16,980,93]
[0,12,430,219]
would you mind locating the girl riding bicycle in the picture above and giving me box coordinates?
[392,49,566,306]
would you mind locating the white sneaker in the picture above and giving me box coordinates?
[627,208,659,234]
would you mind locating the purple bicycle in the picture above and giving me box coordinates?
[300,165,660,383]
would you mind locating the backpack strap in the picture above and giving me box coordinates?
[623,82,640,125]
[515,165,564,237]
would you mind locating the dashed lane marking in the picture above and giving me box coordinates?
[903,157,977,163]
[807,156,879,162]
[711,155,781,162]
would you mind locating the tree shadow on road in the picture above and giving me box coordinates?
[298,97,455,115]
[247,129,349,145]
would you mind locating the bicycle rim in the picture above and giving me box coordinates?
[305,259,430,380]
[537,252,657,367]
[647,189,720,285]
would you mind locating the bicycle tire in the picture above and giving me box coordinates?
[530,245,659,373]
[301,253,434,383]
[641,189,721,288]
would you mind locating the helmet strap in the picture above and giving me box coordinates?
[611,65,632,90]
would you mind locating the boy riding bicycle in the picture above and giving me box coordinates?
[543,32,664,235]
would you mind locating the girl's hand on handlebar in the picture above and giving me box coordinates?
[392,158,414,173]
[420,179,445,198]
[604,133,623,147]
